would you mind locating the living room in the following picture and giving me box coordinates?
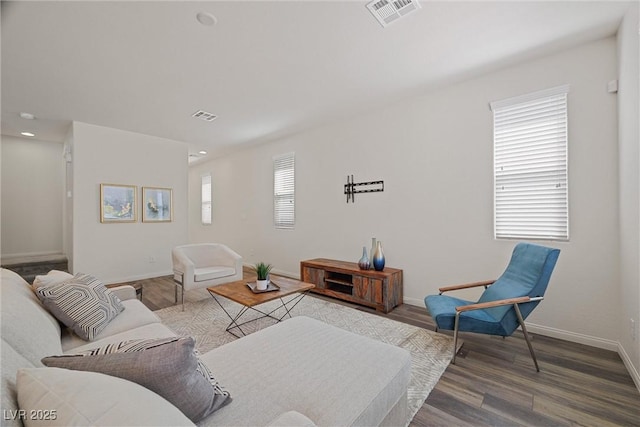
[1,1,639,425]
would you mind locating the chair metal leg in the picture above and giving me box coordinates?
[174,280,185,311]
[514,303,540,372]
[452,312,460,364]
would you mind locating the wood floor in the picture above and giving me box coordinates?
[117,273,640,427]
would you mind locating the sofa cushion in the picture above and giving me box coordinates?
[17,368,195,427]
[197,316,411,427]
[32,270,74,290]
[107,284,138,301]
[62,322,176,353]
[2,339,36,427]
[194,266,236,282]
[60,298,161,351]
[36,273,124,341]
[42,337,231,423]
[1,269,63,366]
[266,411,317,427]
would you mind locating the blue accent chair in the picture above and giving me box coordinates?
[424,243,560,371]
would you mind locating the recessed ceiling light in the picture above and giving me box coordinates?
[196,12,217,26]
[21,132,35,137]
[198,150,208,155]
[19,112,35,120]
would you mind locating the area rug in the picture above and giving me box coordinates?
[155,295,456,426]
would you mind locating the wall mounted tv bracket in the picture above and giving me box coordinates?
[344,175,384,203]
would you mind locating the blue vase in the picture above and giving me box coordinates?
[372,241,385,271]
[358,246,370,270]
[369,238,377,270]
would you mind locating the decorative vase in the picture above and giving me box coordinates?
[369,238,377,270]
[256,279,269,291]
[372,241,385,271]
[358,246,370,270]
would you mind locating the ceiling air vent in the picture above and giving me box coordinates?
[366,0,421,28]
[191,110,217,122]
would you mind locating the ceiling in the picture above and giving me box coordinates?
[1,1,632,162]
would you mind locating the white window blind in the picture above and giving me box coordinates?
[201,173,212,225]
[273,153,295,229]
[491,85,569,241]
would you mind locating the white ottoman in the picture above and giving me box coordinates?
[198,316,411,427]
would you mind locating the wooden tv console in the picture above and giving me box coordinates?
[300,258,403,313]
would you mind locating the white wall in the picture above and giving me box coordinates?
[63,126,74,271]
[71,122,188,283]
[190,37,622,349]
[617,3,640,386]
[1,135,64,259]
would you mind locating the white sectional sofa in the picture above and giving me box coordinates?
[1,268,412,426]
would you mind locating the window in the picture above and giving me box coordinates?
[491,85,569,241]
[201,173,212,225]
[273,153,295,229]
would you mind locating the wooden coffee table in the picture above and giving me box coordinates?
[207,275,314,338]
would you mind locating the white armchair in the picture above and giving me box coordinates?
[171,243,243,309]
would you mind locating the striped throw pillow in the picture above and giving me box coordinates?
[69,337,230,397]
[37,273,124,341]
[75,337,229,395]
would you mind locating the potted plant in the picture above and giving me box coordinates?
[253,262,272,290]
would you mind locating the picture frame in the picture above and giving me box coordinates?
[142,187,173,222]
[100,184,137,223]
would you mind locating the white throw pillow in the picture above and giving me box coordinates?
[32,270,73,290]
[16,367,195,427]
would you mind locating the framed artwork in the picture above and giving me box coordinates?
[100,184,137,223]
[142,187,173,222]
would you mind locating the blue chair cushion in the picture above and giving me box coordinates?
[424,294,510,336]
[478,243,558,321]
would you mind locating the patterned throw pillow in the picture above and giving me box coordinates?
[32,270,74,290]
[41,337,232,423]
[36,273,124,341]
[195,350,231,399]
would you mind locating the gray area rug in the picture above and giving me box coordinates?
[156,295,456,425]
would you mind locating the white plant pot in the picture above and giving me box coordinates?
[256,279,269,291]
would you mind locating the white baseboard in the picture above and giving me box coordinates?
[617,342,640,392]
[262,266,300,280]
[103,270,174,285]
[408,296,621,351]
[403,296,425,307]
[525,322,619,351]
[1,251,66,264]
[405,296,639,392]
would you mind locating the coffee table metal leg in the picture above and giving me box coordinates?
[208,290,311,338]
[234,291,310,324]
[225,305,252,338]
[209,292,250,338]
[274,291,309,321]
